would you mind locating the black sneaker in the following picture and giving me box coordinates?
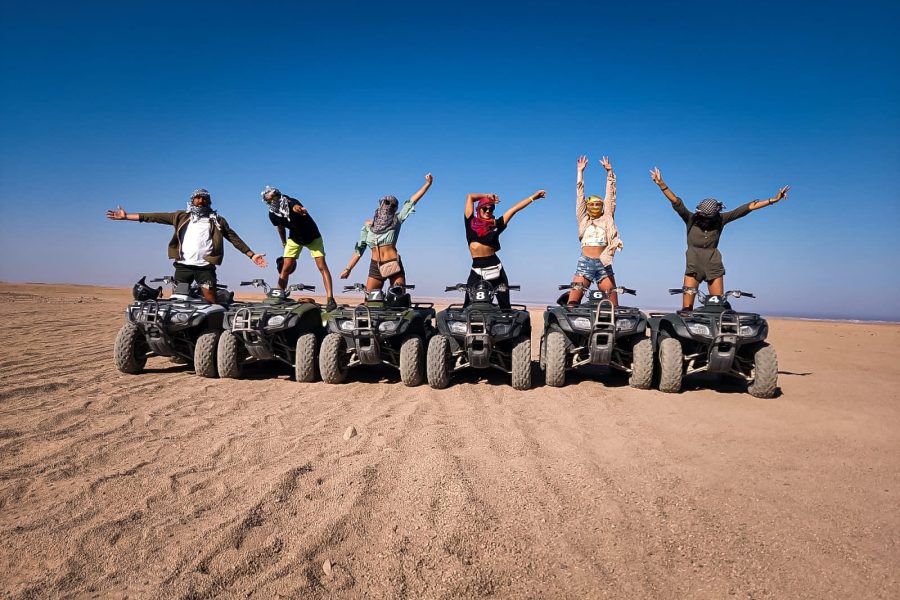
[324,297,337,312]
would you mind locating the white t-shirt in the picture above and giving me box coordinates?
[179,218,213,266]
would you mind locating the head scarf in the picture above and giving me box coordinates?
[470,196,498,237]
[371,195,399,234]
[188,188,214,221]
[261,185,290,218]
[695,198,725,217]
[586,195,604,219]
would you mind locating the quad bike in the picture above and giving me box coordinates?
[114,275,234,377]
[427,280,532,390]
[540,283,652,388]
[319,284,436,386]
[648,287,778,398]
[217,279,326,381]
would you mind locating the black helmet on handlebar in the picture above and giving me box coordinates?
[132,276,162,301]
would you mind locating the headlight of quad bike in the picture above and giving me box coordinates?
[616,318,636,331]
[267,314,286,328]
[339,320,354,331]
[570,316,592,330]
[171,312,190,324]
[739,324,760,337]
[491,323,512,337]
[686,322,711,337]
[378,320,399,333]
[448,321,467,335]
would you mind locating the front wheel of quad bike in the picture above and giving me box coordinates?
[658,335,684,393]
[511,336,532,391]
[217,330,246,379]
[319,333,349,384]
[426,334,451,389]
[628,337,654,390]
[544,331,567,388]
[747,342,778,399]
[194,330,221,378]
[400,335,424,387]
[295,332,319,383]
[114,322,149,374]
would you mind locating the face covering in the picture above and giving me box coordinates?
[187,201,213,221]
[586,196,604,219]
[371,196,399,234]
[471,197,497,237]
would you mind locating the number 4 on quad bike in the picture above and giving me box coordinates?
[319,284,436,386]
[217,279,326,382]
[540,284,652,389]
[648,287,778,398]
[427,280,532,390]
[114,275,234,377]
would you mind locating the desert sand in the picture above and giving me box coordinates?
[1,282,898,599]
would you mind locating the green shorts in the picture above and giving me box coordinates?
[173,262,217,289]
[284,237,325,259]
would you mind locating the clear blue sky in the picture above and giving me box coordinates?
[1,1,898,320]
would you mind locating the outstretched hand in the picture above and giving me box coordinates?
[252,253,268,268]
[532,190,547,201]
[650,167,664,186]
[577,155,588,171]
[773,185,790,202]
[106,205,126,220]
[600,156,612,172]
[339,269,351,280]
[424,173,433,184]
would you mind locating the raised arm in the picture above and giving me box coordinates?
[576,156,587,221]
[600,156,616,217]
[748,185,790,211]
[409,173,434,205]
[650,168,679,204]
[106,206,178,225]
[341,225,369,278]
[502,190,546,224]
[465,193,496,218]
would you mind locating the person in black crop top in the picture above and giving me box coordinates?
[463,189,546,308]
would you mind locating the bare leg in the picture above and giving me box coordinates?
[366,277,384,292]
[200,286,217,303]
[682,275,700,310]
[278,257,297,290]
[314,256,334,299]
[389,273,406,288]
[599,274,618,307]
[567,275,590,305]
[708,276,724,298]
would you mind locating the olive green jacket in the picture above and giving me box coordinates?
[137,211,254,266]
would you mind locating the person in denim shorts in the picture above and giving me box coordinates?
[567,155,624,307]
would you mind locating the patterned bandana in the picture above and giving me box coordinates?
[186,202,215,222]
[695,198,725,217]
[262,186,290,218]
[371,196,399,234]
[586,195,604,219]
[471,196,498,237]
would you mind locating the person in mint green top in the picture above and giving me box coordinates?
[340,173,433,291]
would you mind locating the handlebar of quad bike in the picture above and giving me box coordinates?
[342,283,415,293]
[444,283,521,293]
[668,287,755,299]
[150,276,175,286]
[558,283,636,295]
[240,279,316,294]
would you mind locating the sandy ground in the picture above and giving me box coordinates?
[0,282,898,599]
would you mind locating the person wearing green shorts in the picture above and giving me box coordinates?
[261,186,336,311]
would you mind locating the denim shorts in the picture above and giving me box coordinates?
[574,255,614,283]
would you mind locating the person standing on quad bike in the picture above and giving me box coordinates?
[339,173,434,291]
[261,186,337,312]
[650,167,790,310]
[463,188,547,309]
[566,155,624,307]
[106,188,268,303]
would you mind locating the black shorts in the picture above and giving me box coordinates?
[173,262,217,289]
[368,257,406,282]
[685,248,725,283]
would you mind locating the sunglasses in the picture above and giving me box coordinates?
[479,205,495,214]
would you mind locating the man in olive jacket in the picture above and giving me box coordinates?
[106,188,268,303]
